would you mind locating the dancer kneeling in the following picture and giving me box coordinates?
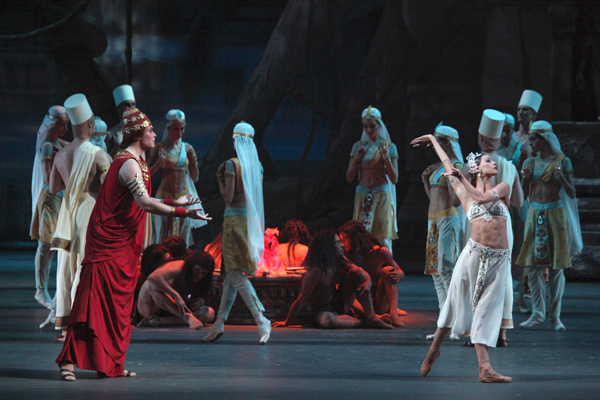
[273,230,392,329]
[137,251,215,329]
[411,133,512,383]
[339,221,405,326]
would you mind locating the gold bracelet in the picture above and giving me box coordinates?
[170,206,175,216]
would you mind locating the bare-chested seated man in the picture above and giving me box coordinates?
[137,250,215,329]
[273,230,392,329]
[277,220,310,272]
[339,220,405,327]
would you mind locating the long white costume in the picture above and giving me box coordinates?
[52,141,101,329]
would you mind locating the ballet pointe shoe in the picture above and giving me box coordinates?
[420,347,441,377]
[520,317,542,329]
[552,318,566,331]
[256,314,271,345]
[203,318,224,342]
[479,365,512,383]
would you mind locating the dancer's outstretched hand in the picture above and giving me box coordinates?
[188,210,212,221]
[410,134,435,147]
[442,167,464,181]
[174,193,201,207]
[272,321,288,328]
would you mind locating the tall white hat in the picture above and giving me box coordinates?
[94,116,107,133]
[113,84,135,106]
[478,109,504,139]
[166,109,186,125]
[519,89,542,112]
[233,121,255,138]
[64,94,93,126]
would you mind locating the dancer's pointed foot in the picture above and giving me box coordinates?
[256,314,271,344]
[203,318,224,342]
[420,347,441,377]
[35,288,51,308]
[39,309,56,329]
[552,318,566,331]
[520,317,542,329]
[479,365,512,383]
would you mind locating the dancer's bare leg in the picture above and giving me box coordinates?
[315,311,362,328]
[420,326,450,377]
[141,307,215,327]
[340,267,392,329]
[377,268,403,327]
[474,343,512,383]
[150,291,202,329]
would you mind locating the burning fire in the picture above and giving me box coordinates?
[256,228,286,276]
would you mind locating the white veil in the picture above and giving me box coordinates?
[234,122,265,264]
[91,116,108,152]
[30,106,67,236]
[162,110,206,229]
[532,122,583,256]
[360,107,398,233]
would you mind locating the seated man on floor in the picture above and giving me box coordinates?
[273,230,392,329]
[137,251,215,329]
[339,221,405,326]
[277,220,311,272]
[131,244,172,324]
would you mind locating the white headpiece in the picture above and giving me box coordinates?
[94,116,107,133]
[519,89,542,113]
[233,122,264,263]
[166,109,186,126]
[64,94,93,126]
[434,122,464,164]
[161,109,186,145]
[360,106,391,143]
[503,113,515,129]
[91,116,108,151]
[233,122,255,138]
[113,84,135,107]
[530,121,562,155]
[359,106,397,233]
[31,106,69,235]
[479,109,504,139]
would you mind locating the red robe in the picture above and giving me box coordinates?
[56,151,150,376]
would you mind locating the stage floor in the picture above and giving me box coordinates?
[1,252,599,400]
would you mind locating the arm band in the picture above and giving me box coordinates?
[491,189,500,202]
[126,173,147,197]
[99,166,109,177]
[162,198,174,206]
[172,207,187,218]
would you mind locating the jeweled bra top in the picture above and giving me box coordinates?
[467,199,508,223]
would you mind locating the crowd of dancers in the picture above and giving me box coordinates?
[29,85,582,383]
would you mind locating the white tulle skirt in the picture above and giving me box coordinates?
[437,239,510,347]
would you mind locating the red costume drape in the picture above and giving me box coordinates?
[56,151,150,377]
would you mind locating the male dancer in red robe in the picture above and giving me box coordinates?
[56,107,210,381]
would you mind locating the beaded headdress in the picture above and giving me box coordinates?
[466,152,481,174]
[122,107,151,135]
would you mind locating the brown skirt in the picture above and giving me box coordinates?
[222,215,257,276]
